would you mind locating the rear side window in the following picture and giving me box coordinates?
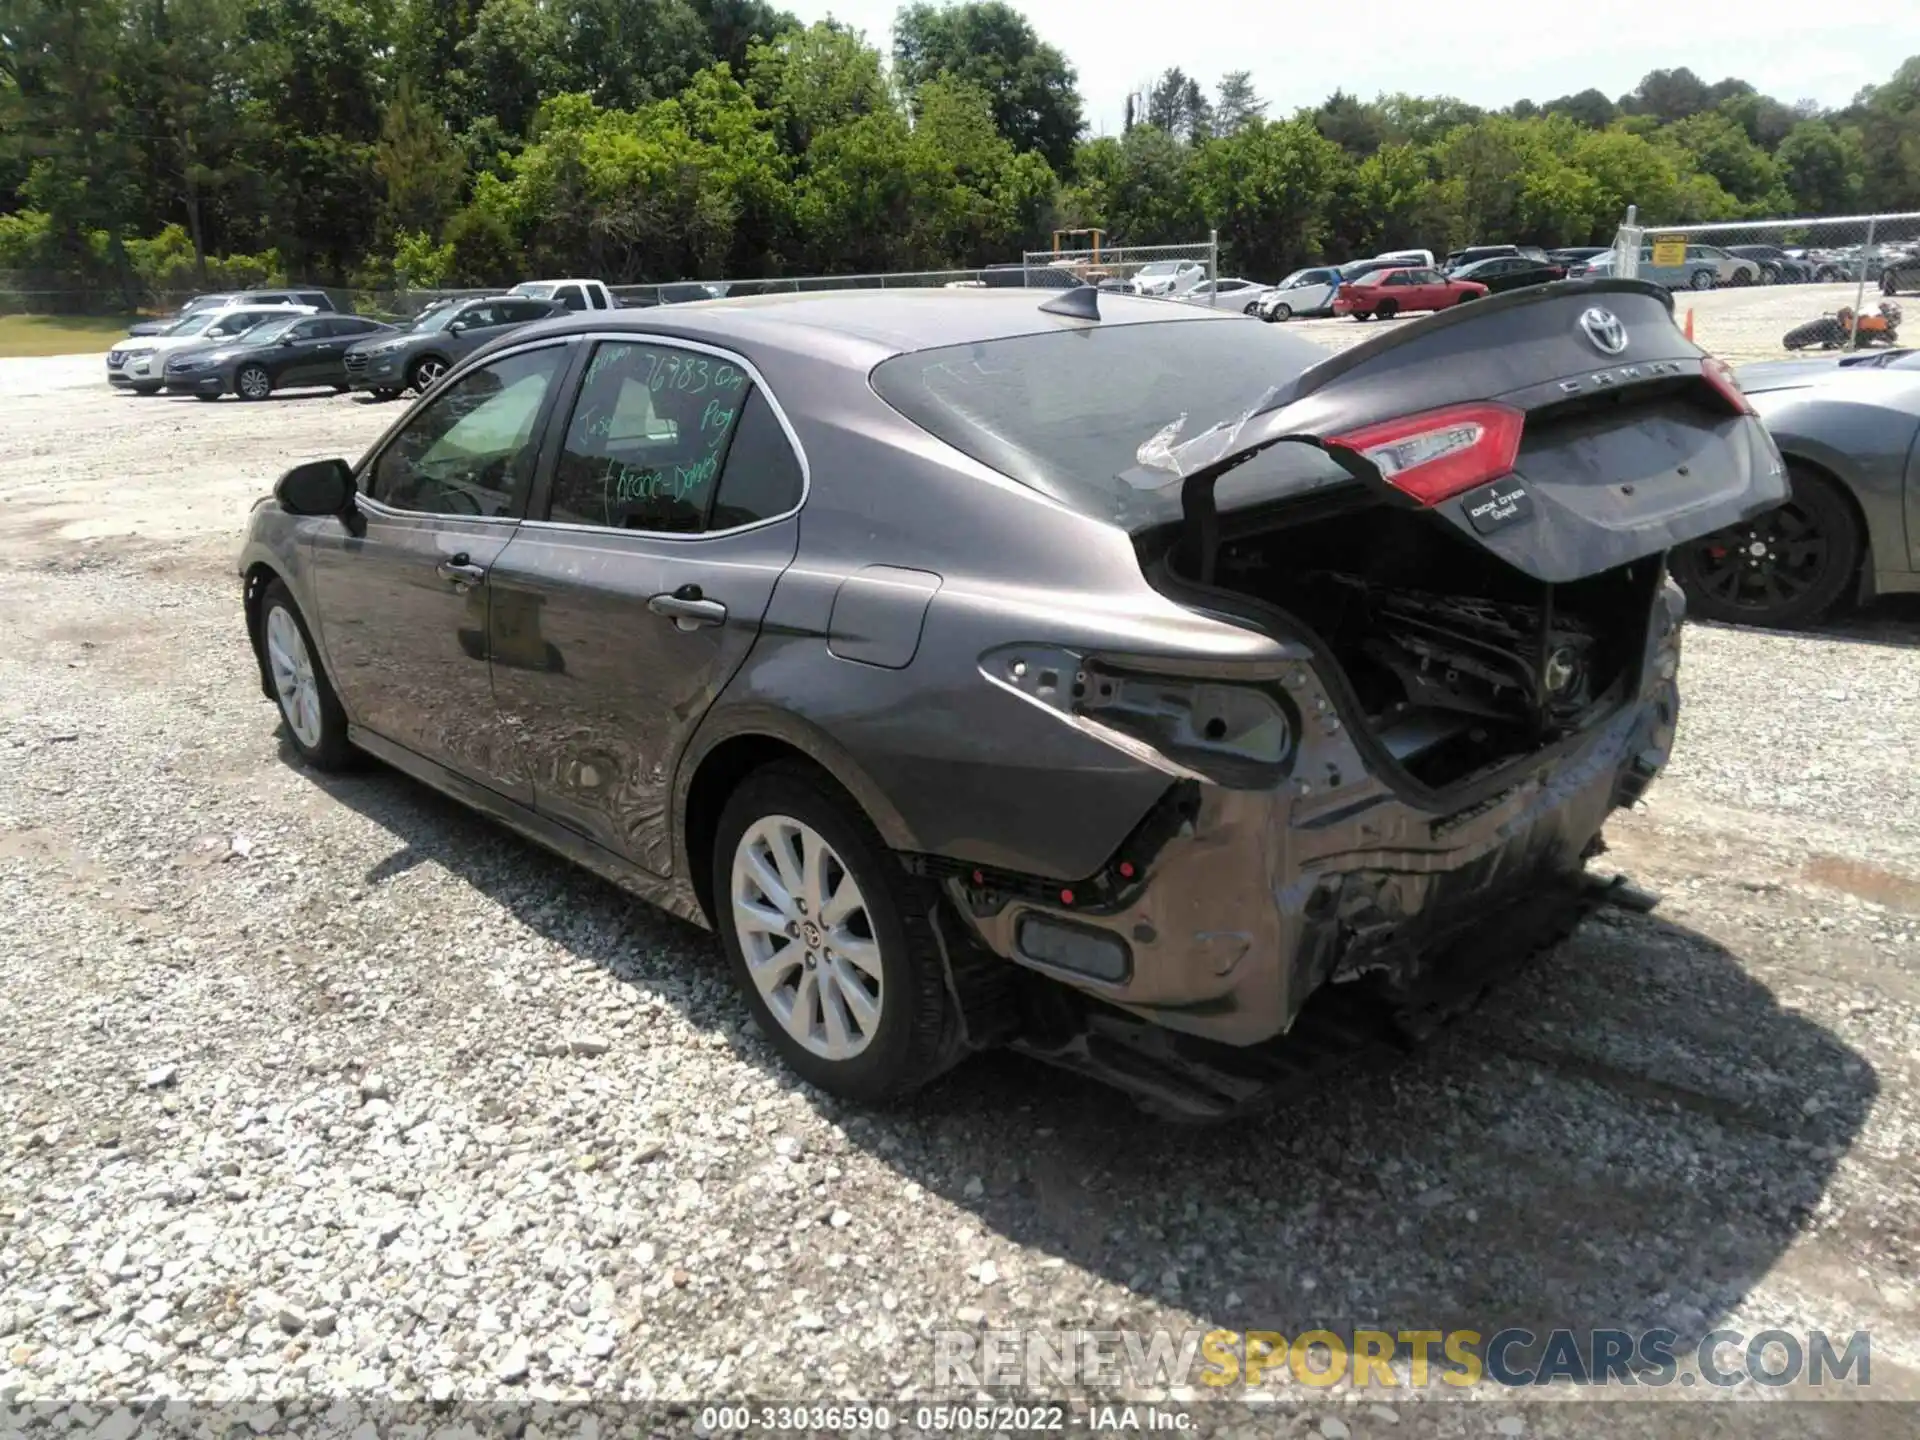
[710,390,803,529]
[546,340,752,532]
[554,285,586,310]
[329,316,382,337]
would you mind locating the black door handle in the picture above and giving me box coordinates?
[437,552,487,586]
[648,585,727,628]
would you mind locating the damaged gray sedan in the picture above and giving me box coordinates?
[237,282,1784,1116]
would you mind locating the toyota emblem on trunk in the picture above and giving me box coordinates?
[1580,306,1629,355]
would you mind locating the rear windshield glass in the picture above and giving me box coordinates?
[870,318,1342,527]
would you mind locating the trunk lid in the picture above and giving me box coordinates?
[1126,279,1788,586]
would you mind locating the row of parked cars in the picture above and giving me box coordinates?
[105,280,625,402]
[1183,237,1920,329]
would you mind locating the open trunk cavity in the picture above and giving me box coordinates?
[1189,492,1660,791]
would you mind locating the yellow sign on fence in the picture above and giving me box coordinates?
[1650,235,1688,267]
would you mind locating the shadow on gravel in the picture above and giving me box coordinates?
[1691,592,1920,651]
[295,740,1878,1376]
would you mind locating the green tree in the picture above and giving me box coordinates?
[1191,116,1343,275]
[375,81,467,243]
[1214,71,1264,134]
[891,1,1082,171]
[1544,88,1616,129]
[747,20,888,154]
[1776,118,1865,215]
[1663,110,1784,207]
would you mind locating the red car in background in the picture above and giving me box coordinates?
[1334,266,1488,320]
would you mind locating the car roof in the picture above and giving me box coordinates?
[497,287,1241,369]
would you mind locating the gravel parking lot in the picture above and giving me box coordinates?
[3,315,1920,1431]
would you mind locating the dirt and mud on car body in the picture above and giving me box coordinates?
[887,279,1788,1116]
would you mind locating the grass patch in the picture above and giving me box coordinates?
[0,313,140,357]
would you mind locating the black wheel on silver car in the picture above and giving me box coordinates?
[236,363,273,401]
[713,763,956,1103]
[258,580,353,768]
[409,356,446,393]
[1690,268,1715,290]
[1670,468,1862,628]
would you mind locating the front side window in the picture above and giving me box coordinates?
[455,304,501,330]
[285,318,325,341]
[547,340,753,532]
[368,346,566,517]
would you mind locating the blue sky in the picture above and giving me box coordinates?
[787,2,1920,137]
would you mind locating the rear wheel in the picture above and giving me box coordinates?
[1670,467,1862,629]
[1375,299,1399,320]
[194,393,218,403]
[370,387,402,402]
[236,363,272,401]
[1783,318,1843,351]
[713,763,958,1104]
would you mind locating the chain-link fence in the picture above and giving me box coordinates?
[1606,209,1920,360]
[1019,238,1220,303]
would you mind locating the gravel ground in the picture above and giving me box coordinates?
[3,334,1920,1433]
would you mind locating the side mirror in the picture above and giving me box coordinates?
[275,458,357,526]
[448,320,468,334]
[280,335,299,346]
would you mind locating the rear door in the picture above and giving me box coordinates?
[485,336,804,873]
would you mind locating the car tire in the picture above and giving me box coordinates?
[257,580,354,769]
[1270,303,1292,322]
[131,384,161,396]
[1885,273,1903,297]
[370,388,402,403]
[1456,291,1477,305]
[1375,299,1399,320]
[236,363,273,401]
[194,393,218,402]
[1729,268,1753,287]
[1690,269,1715,291]
[408,356,447,393]
[1669,466,1863,629]
[712,762,958,1104]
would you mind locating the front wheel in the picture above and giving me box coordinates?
[1690,268,1715,291]
[236,363,272,401]
[370,388,402,402]
[257,580,354,768]
[409,356,447,393]
[713,764,958,1104]
[1270,303,1292,322]
[1729,268,1753,287]
[1669,467,1862,629]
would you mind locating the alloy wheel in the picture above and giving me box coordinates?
[730,815,884,1062]
[238,365,271,400]
[413,358,445,390]
[1681,503,1829,616]
[264,604,324,748]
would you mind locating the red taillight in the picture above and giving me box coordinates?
[1700,355,1754,415]
[1327,403,1525,505]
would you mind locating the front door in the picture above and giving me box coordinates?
[275,316,345,388]
[486,336,805,873]
[307,340,576,801]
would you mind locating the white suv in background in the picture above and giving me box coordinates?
[107,303,316,394]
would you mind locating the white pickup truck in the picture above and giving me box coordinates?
[509,278,619,312]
